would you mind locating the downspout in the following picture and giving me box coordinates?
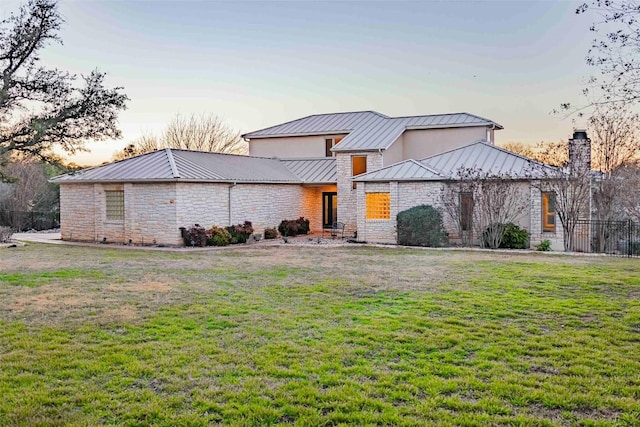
[228,182,236,225]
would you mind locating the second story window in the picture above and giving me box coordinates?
[325,139,333,157]
[352,155,367,189]
[325,137,343,157]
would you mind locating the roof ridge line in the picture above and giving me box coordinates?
[165,148,181,178]
[408,158,443,176]
[170,150,227,180]
[420,140,489,162]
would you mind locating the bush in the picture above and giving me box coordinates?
[536,239,551,251]
[0,226,13,243]
[264,227,278,239]
[180,224,208,247]
[278,217,310,237]
[482,223,530,249]
[500,223,530,249]
[226,221,254,244]
[397,205,448,247]
[296,217,310,235]
[631,241,640,256]
[208,226,232,246]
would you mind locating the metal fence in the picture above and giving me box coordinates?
[572,219,640,257]
[0,210,60,231]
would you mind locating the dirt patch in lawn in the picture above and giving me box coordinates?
[108,276,175,293]
[10,284,95,315]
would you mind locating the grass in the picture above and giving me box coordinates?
[0,244,639,426]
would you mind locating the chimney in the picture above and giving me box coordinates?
[568,129,591,175]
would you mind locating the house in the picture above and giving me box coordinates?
[52,110,584,250]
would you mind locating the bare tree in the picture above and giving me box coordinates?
[112,133,159,161]
[576,1,640,106]
[500,142,536,159]
[531,155,592,252]
[112,114,246,160]
[441,178,475,246]
[615,163,640,222]
[441,167,529,249]
[500,141,567,167]
[0,155,63,229]
[163,114,245,153]
[586,105,640,225]
[588,104,640,173]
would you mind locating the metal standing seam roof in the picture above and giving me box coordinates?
[280,158,337,183]
[420,141,557,179]
[353,159,443,182]
[50,150,177,182]
[242,111,503,152]
[51,149,337,185]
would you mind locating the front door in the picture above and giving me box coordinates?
[322,192,337,228]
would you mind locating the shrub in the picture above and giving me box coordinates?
[397,205,448,247]
[226,221,254,244]
[278,217,310,237]
[264,227,278,239]
[536,239,551,251]
[481,223,530,249]
[296,217,310,235]
[208,226,232,246]
[500,223,530,249]
[631,241,640,256]
[181,224,207,247]
[0,226,13,243]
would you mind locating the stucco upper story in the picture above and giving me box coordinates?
[243,111,502,162]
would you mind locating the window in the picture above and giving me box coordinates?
[366,192,390,220]
[105,190,124,221]
[460,192,474,231]
[324,137,343,157]
[325,139,333,157]
[352,155,367,189]
[542,192,556,232]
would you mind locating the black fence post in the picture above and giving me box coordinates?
[630,219,634,258]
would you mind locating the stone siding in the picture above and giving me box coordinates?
[301,185,337,232]
[337,152,383,235]
[529,186,564,251]
[357,181,444,244]
[60,184,95,242]
[176,183,229,229]
[124,183,179,245]
[230,184,307,233]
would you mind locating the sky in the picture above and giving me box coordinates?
[1,0,597,165]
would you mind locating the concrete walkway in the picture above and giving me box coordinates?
[13,232,63,244]
[11,232,211,252]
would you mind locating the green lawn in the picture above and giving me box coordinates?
[0,244,639,426]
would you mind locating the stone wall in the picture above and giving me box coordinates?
[337,151,383,235]
[356,181,444,244]
[529,186,564,251]
[123,183,179,245]
[230,184,307,233]
[176,183,229,229]
[301,185,337,233]
[61,181,331,246]
[60,183,180,245]
[60,184,96,242]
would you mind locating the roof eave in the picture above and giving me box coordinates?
[404,122,502,131]
[54,178,308,185]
